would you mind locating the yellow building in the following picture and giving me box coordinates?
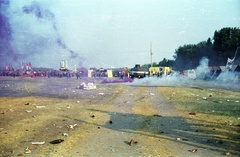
[149,67,171,76]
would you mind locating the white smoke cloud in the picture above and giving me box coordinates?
[216,69,240,86]
[129,57,239,90]
[195,57,210,79]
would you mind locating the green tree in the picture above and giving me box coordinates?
[173,39,215,70]
[213,27,240,60]
[152,62,158,67]
[158,58,174,67]
[142,64,151,69]
[142,27,240,70]
[173,44,199,70]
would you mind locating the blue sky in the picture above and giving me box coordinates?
[1,0,240,69]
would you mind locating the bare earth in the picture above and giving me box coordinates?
[0,77,239,157]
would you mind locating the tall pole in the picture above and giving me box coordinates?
[150,42,153,67]
[232,46,239,65]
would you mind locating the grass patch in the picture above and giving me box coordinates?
[156,86,240,155]
[156,87,240,117]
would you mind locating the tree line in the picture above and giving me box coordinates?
[142,27,240,71]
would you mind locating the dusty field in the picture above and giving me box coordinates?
[0,77,239,157]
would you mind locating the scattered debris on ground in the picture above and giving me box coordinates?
[153,114,162,117]
[62,133,68,137]
[188,148,198,153]
[79,82,96,89]
[50,139,64,144]
[189,112,196,115]
[31,141,45,145]
[68,124,77,129]
[1,78,239,156]
[202,97,208,100]
[24,147,31,154]
[129,139,138,146]
[36,106,46,109]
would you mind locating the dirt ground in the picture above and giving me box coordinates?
[0,77,239,157]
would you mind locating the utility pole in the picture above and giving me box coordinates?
[232,46,239,65]
[150,42,153,67]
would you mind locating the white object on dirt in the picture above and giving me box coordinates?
[36,106,46,109]
[202,97,207,100]
[62,133,68,136]
[225,152,231,156]
[31,141,45,145]
[25,110,32,113]
[99,93,104,95]
[68,124,77,129]
[79,82,96,90]
[24,147,31,154]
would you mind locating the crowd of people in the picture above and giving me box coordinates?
[0,68,127,79]
[0,69,84,78]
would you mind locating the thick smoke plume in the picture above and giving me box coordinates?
[0,0,81,69]
[22,2,78,59]
[130,57,239,90]
[0,0,19,63]
[195,57,210,79]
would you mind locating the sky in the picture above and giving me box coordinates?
[0,0,240,70]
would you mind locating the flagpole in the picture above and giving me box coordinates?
[232,46,239,65]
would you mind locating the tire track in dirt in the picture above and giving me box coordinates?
[130,86,179,157]
[57,85,142,157]
[58,85,179,157]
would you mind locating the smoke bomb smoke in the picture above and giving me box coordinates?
[22,2,79,59]
[0,0,82,69]
[130,57,239,90]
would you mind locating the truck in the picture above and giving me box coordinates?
[129,64,149,78]
[183,69,197,79]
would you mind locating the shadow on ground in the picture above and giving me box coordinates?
[75,108,240,156]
